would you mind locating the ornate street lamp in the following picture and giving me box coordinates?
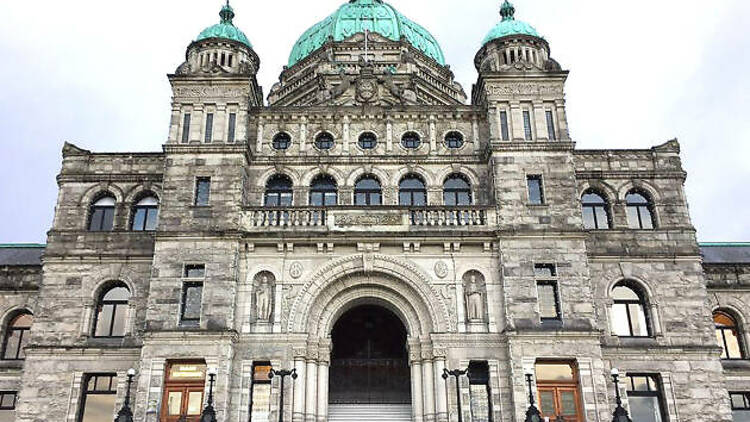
[442,367,468,422]
[610,369,633,422]
[114,368,136,422]
[200,367,218,422]
[269,368,297,422]
[524,371,542,422]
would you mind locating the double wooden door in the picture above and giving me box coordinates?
[162,385,204,422]
[537,384,583,422]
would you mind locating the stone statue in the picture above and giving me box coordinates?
[255,274,273,321]
[465,273,485,321]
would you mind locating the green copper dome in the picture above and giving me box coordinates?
[196,2,252,48]
[288,0,445,67]
[482,1,541,45]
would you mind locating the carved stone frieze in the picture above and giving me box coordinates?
[488,82,563,99]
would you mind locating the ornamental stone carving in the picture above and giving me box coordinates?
[434,261,449,279]
[254,271,275,322]
[289,262,303,279]
[463,270,487,322]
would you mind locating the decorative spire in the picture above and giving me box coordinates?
[500,0,516,21]
[220,1,235,25]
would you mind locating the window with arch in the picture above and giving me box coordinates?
[272,132,291,150]
[131,195,159,231]
[445,131,464,149]
[581,190,611,230]
[354,176,382,206]
[2,312,32,360]
[309,175,338,206]
[443,174,472,206]
[626,190,655,230]
[358,132,377,150]
[715,311,745,360]
[93,284,131,338]
[88,195,116,232]
[401,132,421,149]
[315,132,334,150]
[264,175,293,207]
[399,175,427,206]
[611,281,651,337]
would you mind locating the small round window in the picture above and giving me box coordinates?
[445,131,464,149]
[315,132,334,150]
[401,132,421,149]
[272,132,291,150]
[358,132,377,150]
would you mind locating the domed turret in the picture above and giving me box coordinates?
[287,0,445,68]
[474,1,560,73]
[196,2,252,48]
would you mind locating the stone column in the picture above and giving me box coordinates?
[386,119,393,152]
[256,120,264,151]
[533,101,547,142]
[343,116,351,152]
[316,362,329,422]
[422,356,436,422]
[300,118,307,151]
[292,353,307,422]
[433,354,448,422]
[554,99,569,140]
[305,359,318,422]
[510,102,524,141]
[429,115,437,151]
[411,361,424,422]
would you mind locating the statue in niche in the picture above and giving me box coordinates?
[254,272,275,322]
[463,271,486,322]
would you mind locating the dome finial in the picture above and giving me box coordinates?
[220,1,235,25]
[500,0,516,21]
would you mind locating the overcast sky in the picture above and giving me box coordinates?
[0,0,748,244]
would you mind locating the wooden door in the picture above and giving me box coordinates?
[161,362,206,422]
[537,385,583,422]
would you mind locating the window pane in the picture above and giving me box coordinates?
[444,192,456,206]
[457,192,471,206]
[733,410,750,422]
[3,332,20,359]
[628,396,663,422]
[413,193,426,206]
[640,207,654,229]
[167,391,182,415]
[279,193,292,206]
[183,284,203,321]
[185,265,205,279]
[228,113,237,143]
[523,111,533,140]
[95,305,114,336]
[111,306,127,337]
[204,113,214,143]
[594,206,609,229]
[717,330,729,359]
[630,303,649,336]
[538,391,555,415]
[538,283,559,319]
[536,364,574,381]
[0,394,14,408]
[726,329,743,359]
[355,193,366,205]
[195,179,210,206]
[187,391,203,415]
[612,303,632,336]
[527,177,543,204]
[372,193,381,205]
[500,111,509,141]
[145,208,159,231]
[81,394,117,422]
[627,206,641,229]
[399,192,410,206]
[546,110,556,141]
[182,114,191,143]
[560,391,577,415]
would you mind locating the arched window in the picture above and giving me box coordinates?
[354,176,382,206]
[264,175,293,207]
[445,131,464,149]
[309,175,338,206]
[401,132,421,149]
[272,132,291,150]
[399,175,427,206]
[88,195,116,231]
[2,312,32,360]
[315,132,334,150]
[443,174,472,206]
[131,195,159,231]
[715,311,745,359]
[581,190,611,230]
[358,132,377,150]
[611,282,651,337]
[93,284,131,338]
[626,190,655,229]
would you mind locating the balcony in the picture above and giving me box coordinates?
[240,206,496,233]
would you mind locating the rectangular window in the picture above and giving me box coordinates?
[535,264,561,321]
[523,110,533,141]
[79,374,117,422]
[204,113,214,143]
[527,175,544,205]
[545,110,556,141]
[500,111,510,141]
[468,361,492,422]
[625,374,667,422]
[181,113,191,144]
[180,282,203,326]
[227,113,237,143]
[0,391,16,421]
[731,392,750,422]
[250,362,273,422]
[194,178,211,206]
[184,264,205,279]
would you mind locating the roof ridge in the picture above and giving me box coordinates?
[0,243,46,248]
[700,242,750,247]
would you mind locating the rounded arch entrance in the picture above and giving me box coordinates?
[329,304,411,404]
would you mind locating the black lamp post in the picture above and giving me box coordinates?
[269,368,297,422]
[524,372,542,422]
[442,367,468,422]
[114,368,136,422]
[200,368,218,422]
[611,369,633,422]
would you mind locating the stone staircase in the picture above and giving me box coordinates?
[328,404,412,422]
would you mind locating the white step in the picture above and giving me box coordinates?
[328,404,412,422]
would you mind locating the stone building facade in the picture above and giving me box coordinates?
[1,1,749,421]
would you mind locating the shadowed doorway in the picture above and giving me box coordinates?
[329,305,411,404]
